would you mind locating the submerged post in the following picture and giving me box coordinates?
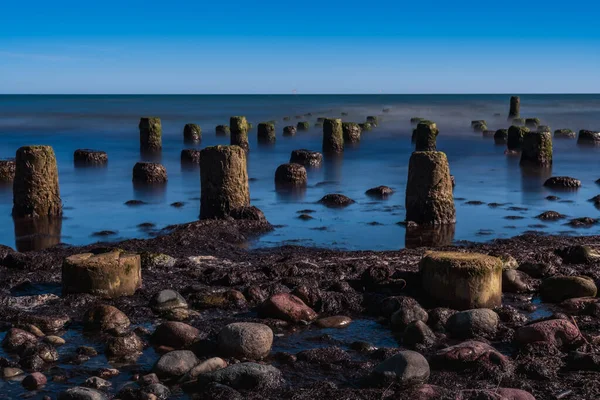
[508,96,520,120]
[414,121,439,151]
[199,145,250,219]
[322,118,344,153]
[230,116,249,152]
[139,117,162,152]
[13,145,62,218]
[520,131,553,167]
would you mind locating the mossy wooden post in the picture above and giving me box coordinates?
[520,131,553,167]
[414,121,439,151]
[139,117,162,152]
[420,251,503,310]
[199,145,250,219]
[13,146,62,218]
[62,251,142,298]
[183,124,201,143]
[508,96,520,120]
[257,122,276,143]
[342,122,361,144]
[230,116,249,152]
[507,126,530,150]
[405,151,455,225]
[322,118,344,154]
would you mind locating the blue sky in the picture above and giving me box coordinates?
[1,0,599,94]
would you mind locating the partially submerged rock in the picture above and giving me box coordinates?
[259,293,317,322]
[494,129,508,145]
[342,122,361,143]
[275,163,307,188]
[508,96,520,119]
[366,186,394,198]
[0,158,16,182]
[577,130,600,145]
[257,122,276,143]
[297,121,310,131]
[283,126,297,136]
[525,118,541,128]
[132,162,167,183]
[290,149,322,167]
[319,194,355,208]
[554,129,576,139]
[539,275,597,303]
[543,176,581,189]
[216,125,230,135]
[74,149,108,166]
[83,305,130,333]
[183,123,201,143]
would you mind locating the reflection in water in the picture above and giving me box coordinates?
[14,216,62,252]
[275,185,307,202]
[133,182,167,202]
[405,224,455,249]
[323,153,343,183]
[521,165,552,194]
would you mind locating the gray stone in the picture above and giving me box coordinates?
[196,362,284,390]
[390,297,428,331]
[150,289,188,313]
[153,350,199,378]
[58,387,108,400]
[370,350,430,386]
[447,309,499,339]
[218,322,273,360]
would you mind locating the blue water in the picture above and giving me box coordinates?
[1,94,600,251]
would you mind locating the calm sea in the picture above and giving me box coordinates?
[1,94,599,251]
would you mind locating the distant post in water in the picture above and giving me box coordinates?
[13,145,62,218]
[230,116,249,151]
[257,122,276,144]
[405,151,455,225]
[508,96,520,120]
[414,121,439,151]
[139,117,162,152]
[322,118,344,154]
[199,145,250,219]
[520,131,553,167]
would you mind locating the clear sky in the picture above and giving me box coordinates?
[1,0,599,94]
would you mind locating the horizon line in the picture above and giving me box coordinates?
[1,93,600,96]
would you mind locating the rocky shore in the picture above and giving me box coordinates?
[1,219,600,399]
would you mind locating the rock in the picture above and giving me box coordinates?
[218,322,273,360]
[539,275,597,303]
[183,123,201,142]
[515,319,581,348]
[139,117,162,151]
[554,129,576,139]
[342,122,361,143]
[502,269,530,293]
[84,376,111,390]
[518,261,555,278]
[44,336,66,346]
[58,387,108,400]
[181,149,202,165]
[537,125,552,133]
[390,297,428,331]
[405,151,455,225]
[322,118,344,153]
[141,252,177,270]
[525,118,541,128]
[432,340,511,372]
[543,176,581,189]
[13,145,62,218]
[290,149,323,167]
[512,118,526,126]
[83,304,130,333]
[229,206,266,221]
[2,367,24,378]
[577,130,600,145]
[403,321,436,348]
[556,245,600,264]
[297,121,310,131]
[367,116,378,125]
[132,162,167,184]
[360,122,373,131]
[0,158,16,182]
[2,328,37,351]
[150,289,187,314]
[62,251,142,298]
[153,350,199,378]
[520,131,552,166]
[283,125,297,136]
[318,194,355,208]
[230,116,250,151]
[257,122,276,143]
[315,315,352,328]
[369,350,430,386]
[216,125,230,135]
[508,96,520,119]
[365,185,394,198]
[420,251,502,310]
[142,383,171,399]
[185,357,227,379]
[199,145,249,219]
[446,309,499,338]
[496,388,536,400]
[74,149,108,166]
[494,129,508,145]
[568,217,598,227]
[427,308,456,332]
[507,126,530,150]
[535,211,566,221]
[152,321,199,349]
[196,362,283,390]
[106,332,143,358]
[472,122,487,132]
[275,163,307,188]
[22,372,47,390]
[259,293,318,322]
[414,121,439,151]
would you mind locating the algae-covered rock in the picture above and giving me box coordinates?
[508,96,520,119]
[0,158,16,182]
[577,130,600,145]
[297,121,310,131]
[215,125,230,135]
[554,129,576,139]
[472,122,487,133]
[543,176,581,189]
[230,116,249,151]
[366,116,378,126]
[540,275,597,303]
[520,131,553,166]
[283,126,297,136]
[74,149,108,166]
[257,122,276,143]
[525,118,541,128]
[275,163,307,188]
[289,149,323,167]
[507,126,530,150]
[359,122,373,131]
[494,129,508,145]
[132,162,167,183]
[556,245,600,264]
[537,125,551,133]
[319,194,355,208]
[62,251,142,298]
[199,145,249,219]
[420,251,503,310]
[405,151,455,225]
[342,122,361,144]
[13,146,62,218]
[183,124,201,143]
[471,120,486,128]
[139,117,162,151]
[414,121,439,151]
[322,118,344,153]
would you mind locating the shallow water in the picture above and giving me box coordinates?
[1,94,600,251]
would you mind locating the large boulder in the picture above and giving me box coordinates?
[2,328,38,352]
[420,251,502,310]
[539,275,597,303]
[369,351,430,387]
[259,293,317,322]
[218,322,273,359]
[83,305,130,333]
[62,251,141,298]
[446,309,499,338]
[275,163,307,188]
[152,322,200,349]
[520,131,552,166]
[515,319,581,348]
